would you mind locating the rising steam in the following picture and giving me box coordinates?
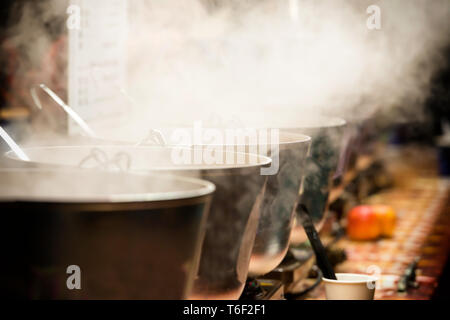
[1,0,449,135]
[126,0,450,130]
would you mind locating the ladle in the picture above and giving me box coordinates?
[0,126,30,162]
[296,203,336,280]
[30,83,97,138]
[30,84,163,147]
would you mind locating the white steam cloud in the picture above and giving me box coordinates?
[126,0,449,129]
[1,0,449,135]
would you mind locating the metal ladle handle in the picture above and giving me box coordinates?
[0,126,30,161]
[30,83,97,138]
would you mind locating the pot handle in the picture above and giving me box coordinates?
[78,148,132,172]
[135,129,167,147]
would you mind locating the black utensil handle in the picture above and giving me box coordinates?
[297,203,337,280]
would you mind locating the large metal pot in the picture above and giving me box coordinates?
[221,113,346,245]
[247,131,311,276]
[0,168,214,299]
[5,146,271,300]
[284,118,347,244]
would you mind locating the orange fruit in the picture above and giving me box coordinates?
[372,205,396,238]
[347,205,381,241]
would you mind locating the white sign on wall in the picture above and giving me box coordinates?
[68,0,128,135]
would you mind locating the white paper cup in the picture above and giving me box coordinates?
[323,273,377,300]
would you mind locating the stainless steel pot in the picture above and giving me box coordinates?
[191,115,351,244]
[284,118,347,244]
[0,168,214,299]
[245,132,311,277]
[212,113,347,245]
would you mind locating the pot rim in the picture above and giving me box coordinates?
[0,168,216,204]
[5,145,273,171]
[163,117,347,130]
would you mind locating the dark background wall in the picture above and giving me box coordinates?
[1,0,24,109]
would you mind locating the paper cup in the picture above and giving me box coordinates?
[323,273,377,300]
